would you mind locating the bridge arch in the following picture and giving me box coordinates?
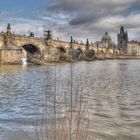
[76,48,84,54]
[57,46,67,60]
[20,43,42,61]
[57,46,67,53]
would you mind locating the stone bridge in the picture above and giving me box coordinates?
[51,39,116,54]
[0,33,46,53]
[46,39,117,61]
[0,24,118,64]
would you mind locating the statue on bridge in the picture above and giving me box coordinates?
[7,23,11,32]
[4,23,14,45]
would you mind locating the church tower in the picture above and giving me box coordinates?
[117,26,128,54]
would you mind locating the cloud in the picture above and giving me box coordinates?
[43,0,140,42]
[47,0,139,24]
[0,0,140,43]
[0,17,45,37]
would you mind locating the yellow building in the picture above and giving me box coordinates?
[127,41,140,56]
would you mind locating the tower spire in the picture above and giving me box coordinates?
[117,26,128,54]
[126,30,128,42]
[70,36,73,48]
[86,38,89,50]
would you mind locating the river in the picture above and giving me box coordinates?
[0,60,140,140]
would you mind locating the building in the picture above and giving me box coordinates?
[101,32,112,47]
[96,32,116,48]
[0,24,22,64]
[117,26,128,54]
[117,26,140,56]
[127,41,140,56]
[91,32,118,59]
[93,32,117,52]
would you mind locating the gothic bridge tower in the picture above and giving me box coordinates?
[117,26,128,54]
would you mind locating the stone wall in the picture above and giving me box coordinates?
[44,47,61,62]
[0,49,22,64]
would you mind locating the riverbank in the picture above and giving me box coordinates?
[116,55,140,59]
[1,55,140,66]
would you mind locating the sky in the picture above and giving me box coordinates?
[0,0,140,43]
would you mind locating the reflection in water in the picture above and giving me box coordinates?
[22,58,27,65]
[0,60,140,140]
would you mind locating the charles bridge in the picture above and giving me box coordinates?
[0,24,119,64]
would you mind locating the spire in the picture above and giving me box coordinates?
[86,38,89,50]
[126,30,128,42]
[70,36,73,43]
[86,38,89,46]
[105,32,108,35]
[126,30,128,36]
[120,26,124,34]
[70,36,73,48]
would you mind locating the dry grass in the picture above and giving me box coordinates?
[33,63,91,140]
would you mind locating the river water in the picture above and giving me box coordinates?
[0,60,140,140]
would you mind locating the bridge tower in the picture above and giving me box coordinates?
[117,26,128,54]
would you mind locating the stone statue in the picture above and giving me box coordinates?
[7,23,11,32]
[4,23,13,45]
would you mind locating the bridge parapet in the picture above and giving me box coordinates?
[12,35,46,52]
[51,39,87,53]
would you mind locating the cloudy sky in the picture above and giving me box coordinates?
[0,0,140,43]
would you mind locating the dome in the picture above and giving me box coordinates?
[102,32,111,41]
